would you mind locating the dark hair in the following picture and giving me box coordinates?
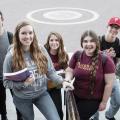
[80,30,100,56]
[0,11,4,20]
[109,24,120,30]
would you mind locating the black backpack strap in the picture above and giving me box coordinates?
[7,31,13,44]
[101,52,107,65]
[75,50,83,62]
[75,50,107,65]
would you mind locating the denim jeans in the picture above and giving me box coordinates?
[13,91,60,120]
[10,89,23,120]
[92,79,120,120]
[105,79,120,118]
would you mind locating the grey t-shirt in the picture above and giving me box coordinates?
[3,45,63,99]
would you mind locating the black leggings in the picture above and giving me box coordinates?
[0,81,6,115]
[48,88,63,120]
[74,95,101,120]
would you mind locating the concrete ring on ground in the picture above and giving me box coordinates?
[26,7,100,25]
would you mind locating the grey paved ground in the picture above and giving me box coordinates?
[0,0,120,119]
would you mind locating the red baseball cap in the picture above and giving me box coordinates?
[108,17,120,27]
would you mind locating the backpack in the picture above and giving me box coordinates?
[7,31,13,44]
[75,50,107,65]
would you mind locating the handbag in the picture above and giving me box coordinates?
[47,70,65,89]
[66,91,80,120]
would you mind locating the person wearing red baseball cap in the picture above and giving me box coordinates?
[91,17,120,120]
[104,17,120,120]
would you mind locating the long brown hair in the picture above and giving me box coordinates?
[44,32,69,69]
[12,21,48,74]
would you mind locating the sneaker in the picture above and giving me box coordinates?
[105,116,116,120]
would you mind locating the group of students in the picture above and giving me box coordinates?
[0,10,120,120]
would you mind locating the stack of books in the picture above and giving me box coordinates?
[3,68,31,82]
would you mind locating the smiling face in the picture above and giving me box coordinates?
[19,25,34,49]
[81,30,99,56]
[49,34,60,54]
[106,25,120,41]
[82,36,97,56]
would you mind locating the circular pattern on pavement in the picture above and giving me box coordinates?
[26,7,100,25]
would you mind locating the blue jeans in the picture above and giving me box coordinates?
[13,91,60,120]
[91,79,120,120]
[105,79,120,118]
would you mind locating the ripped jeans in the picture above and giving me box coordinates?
[91,79,120,120]
[105,79,120,118]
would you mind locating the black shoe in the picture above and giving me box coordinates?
[1,115,8,120]
[17,118,23,120]
[105,116,116,120]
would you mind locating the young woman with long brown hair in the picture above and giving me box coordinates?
[44,32,69,120]
[3,21,73,120]
[65,30,115,120]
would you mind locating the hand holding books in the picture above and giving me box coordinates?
[24,74,35,86]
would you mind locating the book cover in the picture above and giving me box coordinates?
[3,68,31,82]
